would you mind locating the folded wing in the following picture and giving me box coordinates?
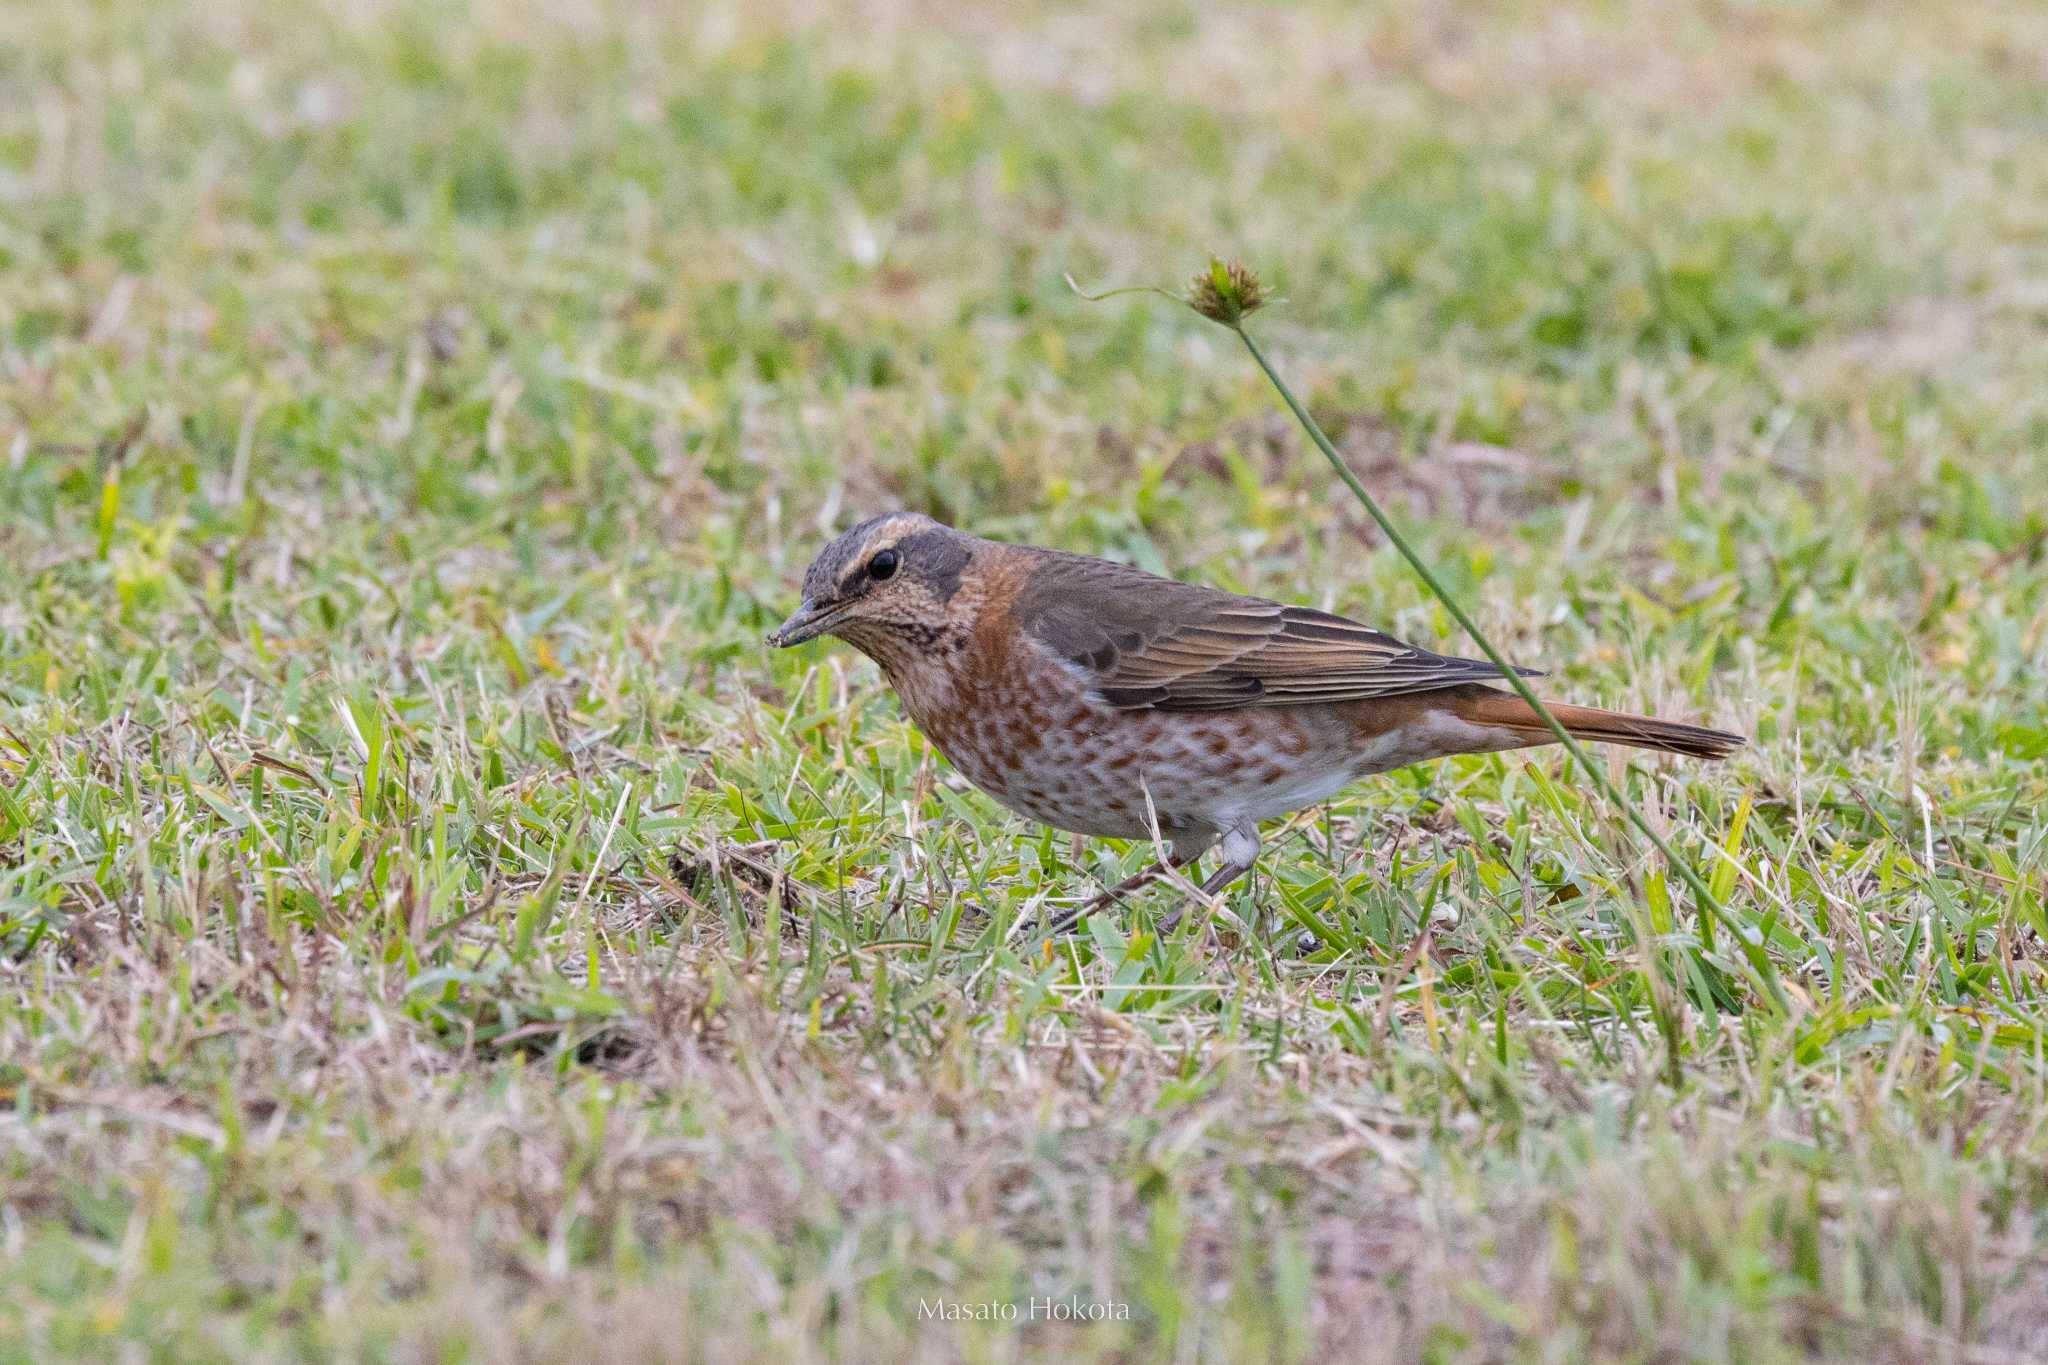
[1014,550,1537,711]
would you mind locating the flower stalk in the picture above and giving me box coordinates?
[1080,258,1785,1015]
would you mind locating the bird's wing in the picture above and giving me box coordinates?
[1014,550,1538,711]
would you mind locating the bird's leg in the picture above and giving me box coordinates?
[1042,833,1215,936]
[1158,824,1261,935]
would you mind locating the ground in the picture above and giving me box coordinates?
[5,0,2048,1360]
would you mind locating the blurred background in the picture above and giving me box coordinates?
[6,1,2048,1359]
[11,0,2046,618]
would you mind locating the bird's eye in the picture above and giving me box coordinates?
[868,549,900,581]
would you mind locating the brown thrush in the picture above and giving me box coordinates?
[768,513,1743,925]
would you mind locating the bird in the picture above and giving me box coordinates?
[766,512,1743,930]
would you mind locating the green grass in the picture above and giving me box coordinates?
[5,0,2048,1359]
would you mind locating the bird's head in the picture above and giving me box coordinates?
[766,513,975,659]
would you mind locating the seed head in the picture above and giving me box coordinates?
[1185,257,1267,327]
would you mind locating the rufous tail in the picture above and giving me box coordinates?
[1450,691,1744,760]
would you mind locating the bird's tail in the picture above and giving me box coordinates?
[1448,690,1744,760]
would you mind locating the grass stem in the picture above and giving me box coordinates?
[1226,320,1787,1015]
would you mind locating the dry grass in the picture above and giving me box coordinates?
[4,0,2048,1359]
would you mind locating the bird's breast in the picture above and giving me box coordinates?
[890,635,1371,839]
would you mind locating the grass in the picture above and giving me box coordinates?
[4,0,2048,1359]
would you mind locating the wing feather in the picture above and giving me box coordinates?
[1014,550,1538,712]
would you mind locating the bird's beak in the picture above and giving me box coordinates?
[766,597,845,648]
